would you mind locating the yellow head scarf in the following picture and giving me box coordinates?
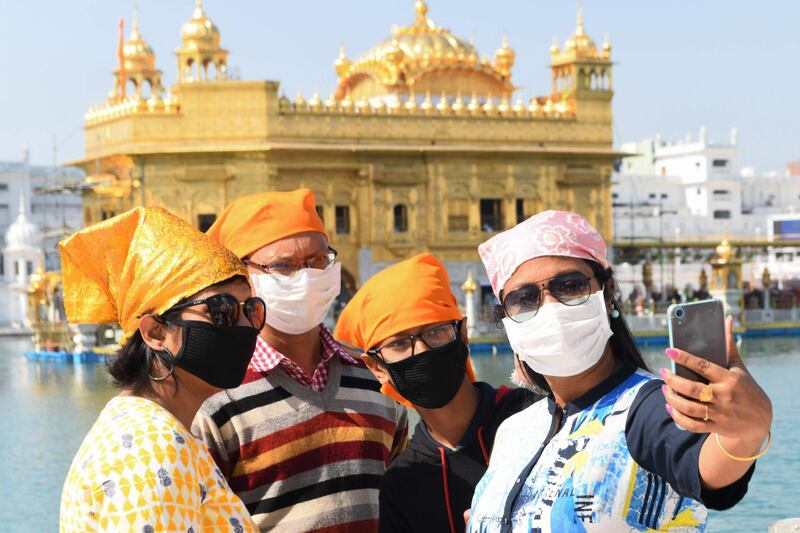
[59,207,248,345]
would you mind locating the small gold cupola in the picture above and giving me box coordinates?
[175,0,229,82]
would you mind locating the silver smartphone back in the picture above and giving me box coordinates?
[667,299,728,384]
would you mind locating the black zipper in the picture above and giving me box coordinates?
[498,403,567,533]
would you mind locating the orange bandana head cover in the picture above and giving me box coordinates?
[334,252,477,406]
[206,188,327,259]
[59,207,248,345]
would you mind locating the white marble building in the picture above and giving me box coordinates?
[612,128,800,292]
[0,153,84,327]
[0,198,44,328]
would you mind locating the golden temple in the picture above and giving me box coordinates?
[70,0,617,289]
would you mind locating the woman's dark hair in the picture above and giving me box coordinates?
[494,259,650,394]
[107,329,158,392]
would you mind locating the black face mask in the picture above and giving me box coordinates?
[383,338,469,409]
[158,319,259,389]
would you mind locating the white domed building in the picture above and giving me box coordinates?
[0,195,44,329]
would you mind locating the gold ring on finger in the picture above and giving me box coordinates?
[699,384,714,403]
[703,404,709,422]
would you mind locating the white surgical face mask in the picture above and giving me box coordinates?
[251,262,341,335]
[502,289,612,377]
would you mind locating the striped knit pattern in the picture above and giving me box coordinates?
[193,356,408,533]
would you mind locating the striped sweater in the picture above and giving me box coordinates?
[193,356,408,532]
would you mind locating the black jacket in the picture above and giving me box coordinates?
[378,382,540,533]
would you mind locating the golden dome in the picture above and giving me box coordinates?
[28,265,46,295]
[334,45,352,77]
[374,1,476,65]
[552,7,609,62]
[181,0,221,50]
[123,12,157,71]
[335,0,513,100]
[715,239,733,263]
[564,8,597,54]
[494,35,515,77]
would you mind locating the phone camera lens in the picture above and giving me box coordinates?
[675,308,685,319]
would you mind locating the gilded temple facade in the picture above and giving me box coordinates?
[70,1,617,319]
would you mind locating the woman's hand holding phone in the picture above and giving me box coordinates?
[660,316,772,486]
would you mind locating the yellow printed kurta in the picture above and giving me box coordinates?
[60,396,257,532]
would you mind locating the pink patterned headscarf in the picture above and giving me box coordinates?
[478,210,612,298]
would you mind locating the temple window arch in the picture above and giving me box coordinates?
[393,204,409,233]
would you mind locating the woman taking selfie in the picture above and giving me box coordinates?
[59,208,264,532]
[468,210,772,532]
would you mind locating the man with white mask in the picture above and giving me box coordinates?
[194,189,408,532]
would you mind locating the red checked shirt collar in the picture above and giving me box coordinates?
[249,325,361,391]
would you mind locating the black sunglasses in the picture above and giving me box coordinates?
[165,293,266,330]
[501,271,595,323]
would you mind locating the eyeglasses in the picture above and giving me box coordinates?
[243,248,338,277]
[501,271,595,323]
[367,320,461,362]
[164,293,266,330]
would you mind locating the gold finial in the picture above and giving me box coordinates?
[602,33,611,54]
[467,93,480,113]
[482,94,495,113]
[452,92,465,114]
[513,97,525,115]
[494,34,515,76]
[147,93,164,111]
[550,36,560,55]
[193,0,205,18]
[341,89,353,110]
[132,6,140,35]
[404,91,418,111]
[294,89,307,108]
[324,92,338,110]
[421,90,433,113]
[576,0,585,36]
[498,94,511,114]
[309,91,322,111]
[461,270,477,294]
[436,90,449,112]
[415,0,429,21]
[335,44,352,77]
[715,238,734,262]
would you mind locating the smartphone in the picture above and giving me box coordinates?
[667,299,728,384]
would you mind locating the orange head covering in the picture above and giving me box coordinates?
[334,252,477,407]
[206,188,326,258]
[59,207,248,345]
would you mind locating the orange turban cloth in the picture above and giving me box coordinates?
[206,188,326,259]
[334,253,477,406]
[59,207,248,345]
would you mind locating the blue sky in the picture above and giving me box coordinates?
[1,1,798,172]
